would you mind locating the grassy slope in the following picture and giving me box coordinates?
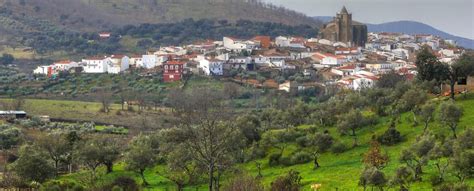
[51,94,474,190]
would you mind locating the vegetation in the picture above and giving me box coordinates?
[0,51,473,190]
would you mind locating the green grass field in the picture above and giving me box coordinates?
[50,94,474,190]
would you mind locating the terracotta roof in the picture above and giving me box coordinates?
[337,65,357,70]
[84,57,106,61]
[54,60,72,64]
[166,61,185,65]
[111,54,126,59]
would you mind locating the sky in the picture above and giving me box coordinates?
[265,0,474,40]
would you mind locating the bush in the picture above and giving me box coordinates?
[279,156,293,166]
[245,144,266,162]
[331,142,349,154]
[271,170,302,191]
[378,125,403,146]
[296,136,308,147]
[268,153,281,167]
[103,177,139,191]
[290,151,312,165]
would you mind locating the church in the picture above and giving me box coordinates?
[319,6,368,47]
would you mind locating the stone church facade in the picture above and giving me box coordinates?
[319,6,368,47]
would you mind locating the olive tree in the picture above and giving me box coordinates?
[124,134,160,186]
[439,101,463,138]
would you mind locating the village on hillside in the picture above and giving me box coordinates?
[32,7,468,94]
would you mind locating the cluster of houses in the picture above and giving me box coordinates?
[33,32,465,91]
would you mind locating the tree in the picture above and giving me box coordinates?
[97,87,112,113]
[270,170,302,191]
[124,134,159,186]
[428,140,453,184]
[377,121,403,146]
[419,103,436,133]
[444,53,474,100]
[439,101,463,138]
[376,71,406,89]
[166,87,244,191]
[76,138,104,181]
[0,125,22,150]
[10,145,55,183]
[36,133,72,176]
[415,46,448,83]
[0,53,14,65]
[450,129,474,183]
[306,132,333,169]
[398,88,428,126]
[337,109,365,147]
[359,167,387,191]
[391,166,415,191]
[363,139,389,170]
[399,134,435,181]
[96,136,121,174]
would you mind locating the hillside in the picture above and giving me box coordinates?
[0,0,319,35]
[49,94,474,190]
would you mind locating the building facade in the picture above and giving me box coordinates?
[319,6,368,47]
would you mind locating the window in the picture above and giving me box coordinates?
[170,75,174,79]
[165,65,168,69]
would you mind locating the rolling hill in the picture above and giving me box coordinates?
[313,17,473,49]
[0,0,319,34]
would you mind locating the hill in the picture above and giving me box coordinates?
[0,0,319,35]
[312,17,474,49]
[367,21,474,49]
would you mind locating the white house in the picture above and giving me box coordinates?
[33,65,52,75]
[82,57,110,73]
[199,58,224,76]
[107,55,130,74]
[129,55,143,67]
[223,37,249,51]
[141,55,168,69]
[312,52,346,66]
[52,60,78,71]
[275,36,291,47]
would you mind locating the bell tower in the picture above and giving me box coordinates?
[336,6,353,45]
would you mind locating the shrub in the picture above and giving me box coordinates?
[271,170,302,191]
[279,156,292,166]
[296,136,308,147]
[331,142,349,154]
[268,153,281,166]
[378,125,403,146]
[245,144,266,162]
[103,177,139,191]
[290,151,312,165]
[223,174,264,191]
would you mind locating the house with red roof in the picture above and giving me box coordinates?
[163,61,185,82]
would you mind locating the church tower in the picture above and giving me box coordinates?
[336,6,353,45]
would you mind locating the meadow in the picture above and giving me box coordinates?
[50,94,474,190]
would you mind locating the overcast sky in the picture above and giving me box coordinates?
[265,0,474,40]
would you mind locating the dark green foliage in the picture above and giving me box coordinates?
[0,125,22,150]
[270,170,302,191]
[41,180,85,191]
[0,53,14,65]
[11,145,55,183]
[415,46,448,83]
[359,167,388,190]
[378,122,403,146]
[376,71,406,89]
[268,153,282,167]
[290,151,312,165]
[331,142,349,154]
[104,177,140,191]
